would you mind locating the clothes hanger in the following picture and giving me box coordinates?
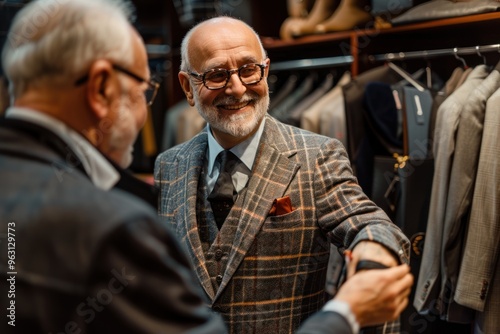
[476,46,488,66]
[453,47,469,69]
[425,59,432,89]
[387,61,425,92]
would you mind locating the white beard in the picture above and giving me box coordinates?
[108,96,137,168]
[194,90,269,138]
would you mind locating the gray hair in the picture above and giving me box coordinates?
[2,0,136,98]
[180,16,267,72]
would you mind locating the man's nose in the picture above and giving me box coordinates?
[224,72,246,98]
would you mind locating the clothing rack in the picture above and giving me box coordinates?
[268,44,500,73]
[269,55,353,72]
[368,44,500,62]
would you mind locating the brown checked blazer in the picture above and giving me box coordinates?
[155,115,410,333]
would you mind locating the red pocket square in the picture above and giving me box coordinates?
[269,196,293,216]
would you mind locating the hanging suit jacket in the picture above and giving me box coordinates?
[440,64,500,322]
[429,66,466,149]
[454,86,500,333]
[301,71,351,141]
[413,65,491,319]
[318,71,352,148]
[342,65,402,174]
[155,115,410,333]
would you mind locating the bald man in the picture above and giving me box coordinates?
[155,16,412,333]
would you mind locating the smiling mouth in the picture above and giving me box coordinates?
[218,100,251,110]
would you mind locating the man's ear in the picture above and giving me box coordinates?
[264,58,271,78]
[86,60,116,119]
[178,71,195,106]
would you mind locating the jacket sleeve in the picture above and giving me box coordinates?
[86,214,227,334]
[314,138,410,264]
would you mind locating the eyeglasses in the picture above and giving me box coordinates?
[188,63,267,90]
[75,64,160,106]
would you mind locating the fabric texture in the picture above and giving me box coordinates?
[439,66,500,322]
[413,64,491,318]
[454,83,500,333]
[0,118,227,333]
[155,114,410,333]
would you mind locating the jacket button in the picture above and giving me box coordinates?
[216,275,223,284]
[215,249,223,261]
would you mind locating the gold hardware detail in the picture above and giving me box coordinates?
[393,153,409,171]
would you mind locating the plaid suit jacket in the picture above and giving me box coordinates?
[155,115,410,333]
[454,84,500,332]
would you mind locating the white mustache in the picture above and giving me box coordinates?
[214,93,258,106]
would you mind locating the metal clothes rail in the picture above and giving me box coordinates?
[369,44,500,62]
[269,55,353,72]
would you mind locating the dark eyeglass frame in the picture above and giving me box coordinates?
[188,63,268,90]
[74,64,160,106]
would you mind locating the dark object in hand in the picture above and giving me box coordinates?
[355,260,389,272]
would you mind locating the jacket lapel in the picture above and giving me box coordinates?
[214,116,300,301]
[174,131,216,300]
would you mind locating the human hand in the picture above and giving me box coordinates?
[346,241,399,278]
[334,264,413,327]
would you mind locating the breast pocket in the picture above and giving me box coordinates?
[262,209,302,231]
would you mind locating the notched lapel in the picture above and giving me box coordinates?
[174,134,216,300]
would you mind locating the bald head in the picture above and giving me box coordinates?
[180,17,267,72]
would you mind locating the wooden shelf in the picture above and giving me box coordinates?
[264,12,500,48]
[262,12,500,76]
[370,11,500,35]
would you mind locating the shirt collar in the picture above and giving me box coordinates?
[6,107,120,190]
[207,117,266,176]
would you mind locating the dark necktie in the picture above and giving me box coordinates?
[208,150,240,229]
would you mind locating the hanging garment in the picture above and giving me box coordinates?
[357,81,404,198]
[342,65,402,175]
[176,103,206,145]
[413,64,491,319]
[429,66,465,149]
[301,71,351,137]
[318,71,352,148]
[285,72,336,127]
[270,72,317,122]
[161,100,190,151]
[455,86,500,334]
[438,63,500,323]
[269,73,300,111]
